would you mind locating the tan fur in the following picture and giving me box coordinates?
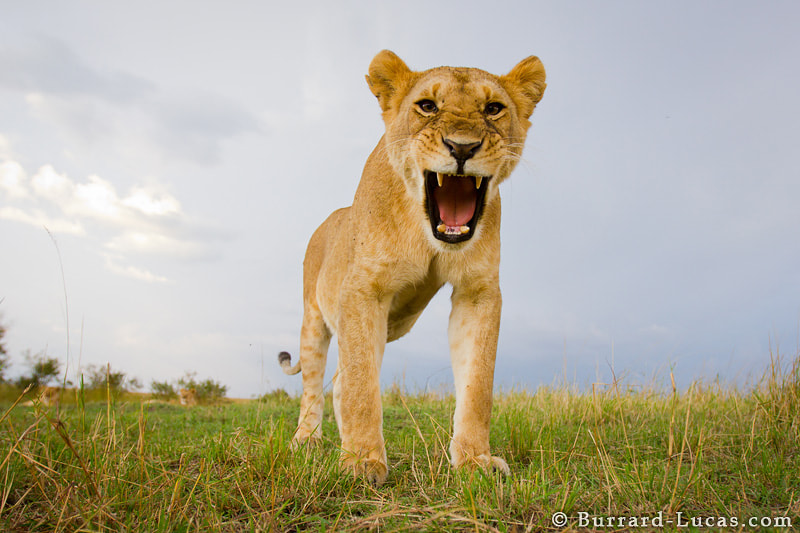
[178,387,197,406]
[281,50,546,484]
[38,385,62,406]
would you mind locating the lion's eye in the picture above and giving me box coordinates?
[484,102,506,116]
[416,99,438,114]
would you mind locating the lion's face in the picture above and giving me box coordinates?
[366,52,546,244]
[179,387,197,406]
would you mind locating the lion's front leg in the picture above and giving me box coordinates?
[336,285,390,484]
[448,281,509,475]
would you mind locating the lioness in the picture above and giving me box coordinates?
[178,387,197,406]
[39,385,62,406]
[280,50,546,484]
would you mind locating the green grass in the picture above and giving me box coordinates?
[1,356,799,532]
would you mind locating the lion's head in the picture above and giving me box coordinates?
[366,50,546,244]
[179,387,197,406]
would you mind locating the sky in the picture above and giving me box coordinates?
[1,1,798,398]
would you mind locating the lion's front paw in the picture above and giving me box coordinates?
[341,450,388,485]
[290,430,322,450]
[485,454,510,475]
[451,445,510,475]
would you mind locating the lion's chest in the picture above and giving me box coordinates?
[385,268,445,342]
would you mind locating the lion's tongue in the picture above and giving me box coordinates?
[433,175,477,226]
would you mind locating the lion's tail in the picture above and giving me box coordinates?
[278,351,301,375]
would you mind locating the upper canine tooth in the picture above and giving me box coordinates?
[436,173,443,187]
[475,176,483,189]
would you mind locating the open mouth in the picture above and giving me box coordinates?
[424,171,490,243]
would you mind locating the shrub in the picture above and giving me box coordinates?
[259,389,290,403]
[14,350,61,389]
[83,364,141,392]
[177,372,227,403]
[150,380,177,400]
[0,320,8,384]
[195,378,227,402]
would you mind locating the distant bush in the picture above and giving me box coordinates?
[0,318,150,403]
[0,321,62,392]
[259,389,290,403]
[150,380,177,400]
[14,350,61,389]
[0,320,8,384]
[0,353,8,385]
[0,382,20,402]
[82,364,142,393]
[196,379,227,402]
[177,372,227,404]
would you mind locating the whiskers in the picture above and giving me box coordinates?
[498,144,536,175]
[371,132,536,177]
[376,134,417,159]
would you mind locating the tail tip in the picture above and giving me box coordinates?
[278,351,291,365]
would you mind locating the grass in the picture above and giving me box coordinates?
[1,355,799,532]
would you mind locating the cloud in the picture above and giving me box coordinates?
[1,37,262,165]
[0,206,84,235]
[0,36,154,102]
[148,93,262,164]
[105,232,208,259]
[122,187,181,216]
[0,159,29,199]
[19,164,182,225]
[0,133,12,159]
[104,254,169,284]
[0,157,215,281]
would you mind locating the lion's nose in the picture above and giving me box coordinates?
[443,139,482,162]
[442,138,482,174]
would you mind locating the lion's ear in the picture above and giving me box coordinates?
[500,56,546,120]
[365,50,414,113]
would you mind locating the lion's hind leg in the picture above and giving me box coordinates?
[291,302,332,447]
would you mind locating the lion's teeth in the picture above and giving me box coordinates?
[437,173,443,187]
[437,223,470,235]
[475,176,483,189]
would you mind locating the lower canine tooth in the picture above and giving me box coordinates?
[437,224,447,233]
[436,173,443,187]
[460,225,470,234]
[475,176,483,189]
